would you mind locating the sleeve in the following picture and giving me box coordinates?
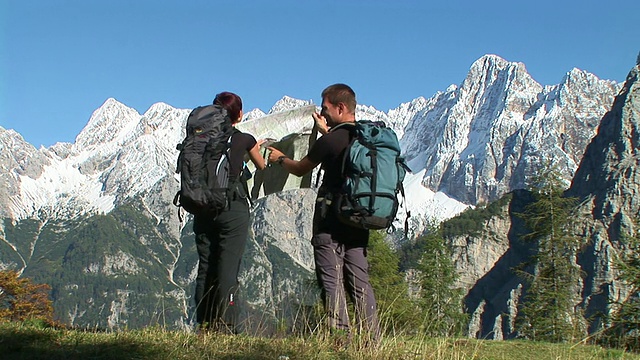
[242,133,257,151]
[307,133,332,164]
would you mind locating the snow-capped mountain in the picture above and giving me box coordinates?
[401,54,619,205]
[267,95,313,114]
[1,98,190,222]
[1,55,618,225]
[0,54,622,331]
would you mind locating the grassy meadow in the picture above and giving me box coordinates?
[0,321,637,360]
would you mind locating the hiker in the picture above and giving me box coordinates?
[193,91,266,333]
[267,84,380,342]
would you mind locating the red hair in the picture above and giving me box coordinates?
[213,92,243,123]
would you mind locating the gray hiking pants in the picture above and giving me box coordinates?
[312,233,380,339]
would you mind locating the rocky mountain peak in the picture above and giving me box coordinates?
[74,98,141,150]
[465,54,538,94]
[398,54,620,205]
[269,96,313,114]
[0,127,51,218]
[556,68,619,108]
[567,63,640,224]
[386,97,431,139]
[0,127,47,179]
[563,67,596,83]
[142,102,175,118]
[244,108,267,122]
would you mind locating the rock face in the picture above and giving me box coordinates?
[0,128,50,219]
[460,62,640,339]
[453,190,534,339]
[566,62,640,330]
[568,65,640,219]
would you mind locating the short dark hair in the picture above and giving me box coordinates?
[213,91,243,123]
[321,84,356,113]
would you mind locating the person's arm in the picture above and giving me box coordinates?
[266,146,317,177]
[248,139,267,170]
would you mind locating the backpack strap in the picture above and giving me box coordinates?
[228,128,255,208]
[314,121,358,188]
[239,163,254,208]
[173,192,186,223]
[329,121,356,133]
[399,182,410,237]
[398,160,411,237]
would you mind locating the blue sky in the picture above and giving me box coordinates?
[1,0,638,148]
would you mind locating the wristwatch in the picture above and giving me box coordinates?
[277,156,287,165]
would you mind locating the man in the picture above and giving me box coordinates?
[267,84,380,342]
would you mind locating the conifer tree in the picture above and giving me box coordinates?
[367,231,422,334]
[414,229,467,337]
[516,164,585,342]
[607,221,640,350]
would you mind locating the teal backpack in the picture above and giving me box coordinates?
[334,120,410,231]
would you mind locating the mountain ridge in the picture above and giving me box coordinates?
[0,53,621,261]
[0,54,627,332]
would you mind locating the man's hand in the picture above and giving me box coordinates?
[266,146,318,176]
[312,112,329,135]
[267,146,285,164]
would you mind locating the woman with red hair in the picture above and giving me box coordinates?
[193,91,266,334]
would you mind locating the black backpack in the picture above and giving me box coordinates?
[173,104,237,216]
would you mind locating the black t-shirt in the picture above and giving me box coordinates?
[307,124,354,191]
[229,130,256,178]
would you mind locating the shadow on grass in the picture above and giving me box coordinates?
[0,326,161,360]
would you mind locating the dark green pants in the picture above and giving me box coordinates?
[193,197,249,330]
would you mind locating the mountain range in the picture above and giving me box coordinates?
[0,54,633,336]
